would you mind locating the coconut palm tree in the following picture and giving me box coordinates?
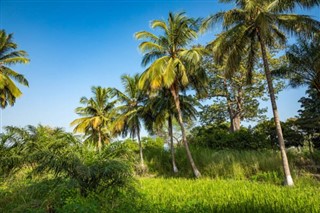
[202,0,320,185]
[110,74,147,167]
[0,30,29,108]
[145,88,199,173]
[275,36,320,95]
[71,86,116,152]
[135,12,204,177]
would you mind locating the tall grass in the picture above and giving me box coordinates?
[143,145,313,183]
[2,176,319,212]
[116,178,320,213]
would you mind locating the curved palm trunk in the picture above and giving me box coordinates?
[136,126,144,167]
[168,115,178,173]
[258,33,294,186]
[170,85,201,178]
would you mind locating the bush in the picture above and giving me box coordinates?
[188,124,270,150]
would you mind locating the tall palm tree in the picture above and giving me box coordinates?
[135,12,204,177]
[0,30,29,108]
[145,88,199,173]
[202,0,320,185]
[71,86,116,152]
[110,74,147,167]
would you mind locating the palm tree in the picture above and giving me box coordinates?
[145,88,199,173]
[71,86,116,152]
[275,36,320,95]
[0,30,29,108]
[110,74,147,167]
[202,0,320,185]
[135,12,204,177]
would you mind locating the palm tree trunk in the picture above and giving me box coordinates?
[258,33,294,186]
[98,130,102,153]
[232,87,243,132]
[137,127,144,167]
[168,115,178,173]
[170,85,201,178]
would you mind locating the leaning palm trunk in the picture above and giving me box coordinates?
[170,85,201,178]
[168,115,178,173]
[258,33,294,186]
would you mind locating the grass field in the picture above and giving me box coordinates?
[1,176,320,212]
[1,147,319,212]
[114,178,320,213]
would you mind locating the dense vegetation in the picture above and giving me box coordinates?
[1,126,320,212]
[1,0,320,212]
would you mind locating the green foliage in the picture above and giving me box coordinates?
[143,144,292,180]
[118,178,320,213]
[58,193,101,213]
[199,56,269,127]
[0,30,30,108]
[110,74,146,139]
[188,124,270,150]
[142,136,164,149]
[0,177,78,213]
[1,126,319,212]
[274,36,320,94]
[296,88,320,149]
[0,125,78,176]
[2,176,320,213]
[35,147,133,197]
[254,118,305,148]
[70,86,116,151]
[0,125,134,197]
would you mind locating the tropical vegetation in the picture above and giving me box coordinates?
[1,0,320,212]
[0,30,29,108]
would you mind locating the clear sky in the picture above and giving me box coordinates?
[1,0,319,134]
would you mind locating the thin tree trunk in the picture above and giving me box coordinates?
[258,33,294,186]
[168,115,178,173]
[170,85,201,178]
[223,79,239,132]
[233,87,243,132]
[137,127,144,167]
[98,130,102,153]
[308,134,313,154]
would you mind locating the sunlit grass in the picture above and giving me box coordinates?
[123,178,320,213]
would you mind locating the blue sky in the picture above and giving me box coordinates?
[1,0,319,134]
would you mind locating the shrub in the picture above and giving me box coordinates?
[188,124,270,150]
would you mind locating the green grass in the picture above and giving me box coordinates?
[1,175,320,212]
[1,147,320,212]
[117,178,320,213]
[144,146,315,183]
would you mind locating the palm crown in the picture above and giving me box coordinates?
[136,12,203,90]
[203,0,320,80]
[71,86,116,151]
[111,74,146,139]
[0,30,29,108]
